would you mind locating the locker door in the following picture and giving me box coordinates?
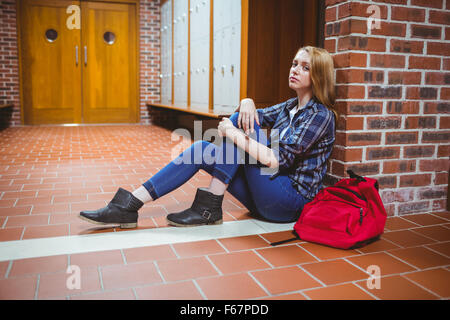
[161,0,171,104]
[190,0,209,109]
[189,0,198,106]
[213,29,225,111]
[222,25,231,109]
[229,22,241,110]
[173,0,188,105]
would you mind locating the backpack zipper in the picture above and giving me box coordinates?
[332,186,367,202]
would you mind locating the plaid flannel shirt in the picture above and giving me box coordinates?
[256,97,335,200]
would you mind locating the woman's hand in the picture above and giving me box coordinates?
[237,98,260,135]
[218,117,235,138]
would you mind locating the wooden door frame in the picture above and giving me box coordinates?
[16,0,140,124]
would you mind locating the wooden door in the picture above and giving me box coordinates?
[19,0,82,125]
[19,0,138,125]
[81,1,138,123]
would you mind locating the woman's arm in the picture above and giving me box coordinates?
[225,126,279,169]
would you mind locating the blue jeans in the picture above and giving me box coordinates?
[142,112,309,223]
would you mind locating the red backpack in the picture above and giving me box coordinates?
[272,170,387,249]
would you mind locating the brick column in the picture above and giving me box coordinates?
[139,0,162,125]
[0,0,20,126]
[324,0,449,216]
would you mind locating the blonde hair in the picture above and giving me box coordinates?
[298,46,338,120]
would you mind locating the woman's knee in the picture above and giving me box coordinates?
[190,140,216,164]
[229,112,240,127]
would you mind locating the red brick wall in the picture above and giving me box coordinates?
[324,0,449,216]
[0,0,20,126]
[0,0,161,126]
[139,0,161,125]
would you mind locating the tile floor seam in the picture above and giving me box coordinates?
[34,274,40,300]
[131,287,138,300]
[204,255,223,276]
[408,227,443,243]
[2,216,8,228]
[342,257,371,276]
[424,242,450,258]
[192,279,208,300]
[380,233,407,249]
[383,250,422,271]
[257,233,271,245]
[295,264,327,288]
[120,249,128,265]
[247,271,272,297]
[4,260,12,278]
[295,243,323,262]
[352,280,381,300]
[214,238,230,254]
[397,273,443,299]
[153,260,166,283]
[397,265,450,280]
[169,243,180,259]
[251,249,275,269]
[97,266,105,291]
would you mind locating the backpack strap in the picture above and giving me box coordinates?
[270,230,300,246]
[347,169,366,182]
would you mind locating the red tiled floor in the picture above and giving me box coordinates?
[22,224,69,239]
[388,246,450,269]
[256,244,318,267]
[0,276,38,299]
[196,273,267,300]
[70,288,136,300]
[157,256,218,282]
[355,275,439,300]
[69,250,124,268]
[123,245,177,263]
[9,255,68,277]
[135,281,204,300]
[208,250,270,274]
[425,241,450,257]
[401,213,448,226]
[218,235,270,252]
[172,239,226,258]
[37,267,102,299]
[410,225,450,242]
[385,216,421,231]
[301,259,369,286]
[1,126,449,300]
[346,252,416,276]
[299,242,360,260]
[381,229,437,247]
[251,266,322,295]
[303,283,375,300]
[100,261,162,290]
[402,268,450,298]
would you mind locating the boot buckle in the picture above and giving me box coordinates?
[202,209,212,220]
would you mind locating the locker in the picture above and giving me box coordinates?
[159,0,317,115]
[160,0,172,104]
[190,0,209,109]
[173,0,188,105]
[213,0,241,113]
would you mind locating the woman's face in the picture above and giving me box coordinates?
[289,50,312,91]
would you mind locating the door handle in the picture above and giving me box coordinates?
[75,46,78,66]
[84,46,87,66]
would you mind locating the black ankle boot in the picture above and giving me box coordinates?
[167,188,224,227]
[79,188,143,229]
